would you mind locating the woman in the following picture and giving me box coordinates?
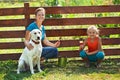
[24,8,60,61]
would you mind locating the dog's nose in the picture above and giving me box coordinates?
[37,37,40,40]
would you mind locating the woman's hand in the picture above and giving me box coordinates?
[26,43,34,50]
[24,31,34,50]
[54,40,60,48]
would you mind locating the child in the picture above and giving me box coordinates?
[79,25,105,68]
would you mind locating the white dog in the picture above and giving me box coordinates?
[17,29,43,74]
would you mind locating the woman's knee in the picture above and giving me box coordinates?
[46,47,58,57]
[51,47,58,57]
[42,47,58,59]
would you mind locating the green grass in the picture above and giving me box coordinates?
[0,58,120,80]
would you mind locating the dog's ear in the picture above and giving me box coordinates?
[30,31,33,37]
[30,30,35,39]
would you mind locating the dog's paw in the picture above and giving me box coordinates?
[17,71,20,74]
[17,69,20,74]
[31,72,35,74]
[38,69,43,72]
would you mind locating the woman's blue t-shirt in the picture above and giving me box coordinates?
[26,22,45,41]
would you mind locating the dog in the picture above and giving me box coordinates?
[17,29,43,74]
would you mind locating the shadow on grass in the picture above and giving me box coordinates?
[43,58,120,76]
[4,71,31,80]
[0,59,120,80]
[0,60,45,80]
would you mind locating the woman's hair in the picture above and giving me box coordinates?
[35,8,45,15]
[87,25,99,35]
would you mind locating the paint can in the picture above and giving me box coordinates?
[58,57,67,67]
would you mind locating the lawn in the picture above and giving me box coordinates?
[0,58,120,80]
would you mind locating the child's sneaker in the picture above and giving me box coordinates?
[96,63,101,68]
[85,62,90,68]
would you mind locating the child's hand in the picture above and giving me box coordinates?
[79,45,83,50]
[79,40,84,51]
[85,50,88,53]
[86,50,95,55]
[85,50,91,55]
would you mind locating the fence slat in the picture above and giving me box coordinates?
[0,53,21,61]
[42,17,120,26]
[0,30,25,38]
[0,19,26,27]
[0,42,24,49]
[58,49,120,57]
[0,8,24,16]
[0,38,119,49]
[0,17,119,27]
[28,5,120,14]
[1,28,119,38]
[58,38,120,47]
[0,48,119,60]
[45,28,120,37]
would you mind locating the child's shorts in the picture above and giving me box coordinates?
[79,50,105,62]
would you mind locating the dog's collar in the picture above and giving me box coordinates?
[32,40,40,44]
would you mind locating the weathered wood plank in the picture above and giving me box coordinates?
[0,8,24,16]
[100,28,120,35]
[0,28,120,38]
[1,5,119,16]
[0,38,120,49]
[0,48,119,60]
[58,49,120,57]
[0,30,25,38]
[0,17,119,27]
[46,28,120,37]
[102,38,120,45]
[0,53,21,61]
[28,5,120,14]
[0,19,26,27]
[43,17,120,26]
[59,38,120,47]
[0,42,24,49]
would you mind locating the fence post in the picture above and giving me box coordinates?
[24,2,30,29]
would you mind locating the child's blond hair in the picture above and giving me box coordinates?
[87,25,99,35]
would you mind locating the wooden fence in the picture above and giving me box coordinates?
[0,3,120,60]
